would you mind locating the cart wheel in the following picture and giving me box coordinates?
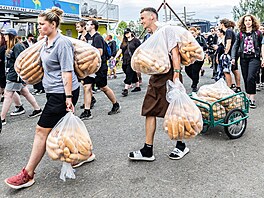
[200,124,209,134]
[224,109,247,139]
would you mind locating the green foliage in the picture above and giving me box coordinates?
[233,0,264,22]
[116,21,127,36]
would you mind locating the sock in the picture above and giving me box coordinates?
[176,141,186,151]
[140,143,153,157]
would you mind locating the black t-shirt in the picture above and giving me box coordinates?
[87,32,107,70]
[120,37,141,65]
[78,33,90,42]
[108,40,117,57]
[224,29,236,54]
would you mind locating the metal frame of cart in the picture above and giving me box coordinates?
[190,92,249,139]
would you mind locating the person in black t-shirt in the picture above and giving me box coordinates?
[105,34,117,78]
[114,28,141,96]
[220,18,241,92]
[75,20,90,42]
[79,19,120,120]
[207,27,218,77]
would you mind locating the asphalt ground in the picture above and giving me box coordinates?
[0,65,264,198]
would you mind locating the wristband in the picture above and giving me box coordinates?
[174,69,181,73]
[66,95,73,98]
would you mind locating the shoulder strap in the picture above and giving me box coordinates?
[240,32,243,40]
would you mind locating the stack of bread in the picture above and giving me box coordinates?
[179,42,204,66]
[46,126,92,165]
[15,36,101,84]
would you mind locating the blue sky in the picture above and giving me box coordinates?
[112,0,240,22]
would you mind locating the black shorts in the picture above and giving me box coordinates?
[37,87,80,128]
[83,68,108,88]
[232,57,239,71]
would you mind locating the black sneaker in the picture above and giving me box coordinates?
[28,109,42,118]
[122,89,128,97]
[249,100,256,109]
[108,103,121,115]
[1,119,6,126]
[80,110,93,120]
[31,90,39,95]
[36,90,45,95]
[10,106,25,116]
[234,87,241,93]
[192,87,198,92]
[131,87,141,92]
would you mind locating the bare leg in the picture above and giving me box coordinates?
[1,91,15,120]
[13,91,22,106]
[145,116,156,145]
[224,73,233,87]
[100,86,117,104]
[233,70,241,87]
[20,87,40,110]
[83,84,92,109]
[25,126,52,176]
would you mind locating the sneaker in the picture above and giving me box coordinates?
[249,100,256,109]
[256,84,261,91]
[80,104,84,109]
[72,153,95,168]
[168,147,190,160]
[80,110,93,120]
[192,87,198,92]
[235,87,242,93]
[131,87,141,92]
[108,103,121,115]
[1,119,6,126]
[10,106,25,116]
[0,96,4,102]
[28,109,42,118]
[260,82,264,87]
[122,89,128,97]
[128,150,155,161]
[36,90,45,95]
[31,89,39,95]
[4,168,35,189]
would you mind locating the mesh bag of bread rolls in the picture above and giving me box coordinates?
[197,79,235,106]
[46,112,93,181]
[67,37,101,79]
[15,36,101,84]
[163,79,203,140]
[14,39,45,85]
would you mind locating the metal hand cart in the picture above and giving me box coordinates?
[190,92,249,139]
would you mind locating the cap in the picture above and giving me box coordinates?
[2,28,17,36]
[124,28,132,34]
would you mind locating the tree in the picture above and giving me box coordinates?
[116,21,127,36]
[233,0,264,22]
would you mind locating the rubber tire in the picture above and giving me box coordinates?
[224,109,247,139]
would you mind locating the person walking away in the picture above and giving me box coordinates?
[1,28,42,125]
[214,29,226,81]
[232,14,263,109]
[114,28,141,97]
[128,7,189,161]
[4,7,94,189]
[185,27,206,92]
[219,18,241,92]
[79,19,120,120]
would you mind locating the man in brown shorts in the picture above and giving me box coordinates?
[128,7,189,161]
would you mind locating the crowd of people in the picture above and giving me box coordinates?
[0,5,263,190]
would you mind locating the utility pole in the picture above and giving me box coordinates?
[106,0,109,34]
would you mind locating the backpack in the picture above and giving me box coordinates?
[104,41,112,60]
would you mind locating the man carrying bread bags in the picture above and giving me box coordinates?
[128,7,189,161]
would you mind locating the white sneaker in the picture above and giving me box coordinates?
[256,84,261,91]
[168,147,190,160]
[72,153,95,168]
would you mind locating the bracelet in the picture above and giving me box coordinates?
[174,69,181,73]
[66,95,73,98]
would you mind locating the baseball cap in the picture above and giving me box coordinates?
[124,28,132,34]
[2,28,18,36]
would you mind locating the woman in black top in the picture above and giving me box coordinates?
[114,28,141,97]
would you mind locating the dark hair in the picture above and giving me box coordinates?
[140,7,158,19]
[39,7,63,28]
[220,18,230,28]
[219,29,225,35]
[89,19,99,31]
[108,35,112,39]
[27,33,34,38]
[0,34,6,47]
[77,20,87,27]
